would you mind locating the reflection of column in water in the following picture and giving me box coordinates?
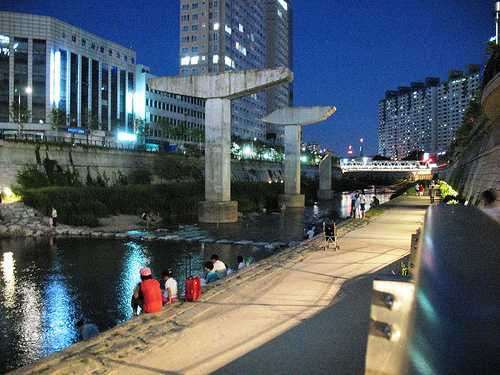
[1,252,16,308]
[18,279,44,362]
[283,207,306,242]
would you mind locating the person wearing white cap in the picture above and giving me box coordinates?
[131,267,163,316]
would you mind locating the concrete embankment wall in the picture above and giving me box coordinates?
[0,140,324,187]
[437,117,500,204]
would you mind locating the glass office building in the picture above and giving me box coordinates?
[0,12,137,136]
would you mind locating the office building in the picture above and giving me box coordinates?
[378,65,481,159]
[0,12,137,136]
[178,0,293,143]
[136,64,205,150]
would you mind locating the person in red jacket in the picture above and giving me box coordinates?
[132,267,163,316]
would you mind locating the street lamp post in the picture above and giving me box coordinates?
[16,86,32,135]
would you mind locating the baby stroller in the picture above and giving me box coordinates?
[323,222,339,250]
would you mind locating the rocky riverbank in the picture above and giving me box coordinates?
[0,202,300,249]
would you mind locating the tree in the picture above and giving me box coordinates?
[9,100,31,134]
[170,121,188,142]
[83,108,100,130]
[157,118,174,138]
[49,108,69,130]
[135,118,150,147]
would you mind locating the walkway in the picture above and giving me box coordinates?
[8,193,432,375]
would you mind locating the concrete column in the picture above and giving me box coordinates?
[204,98,231,202]
[198,98,237,223]
[262,106,336,208]
[318,153,334,201]
[148,68,293,223]
[280,125,305,208]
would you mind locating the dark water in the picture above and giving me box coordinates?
[0,191,389,374]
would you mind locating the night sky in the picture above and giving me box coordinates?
[3,0,495,156]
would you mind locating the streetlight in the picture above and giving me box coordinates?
[16,86,32,134]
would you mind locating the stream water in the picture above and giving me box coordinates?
[0,190,390,374]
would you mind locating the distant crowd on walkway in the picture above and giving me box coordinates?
[350,189,378,220]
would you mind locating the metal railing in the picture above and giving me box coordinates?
[365,204,500,374]
[339,159,430,172]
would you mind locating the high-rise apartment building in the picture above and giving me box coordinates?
[178,0,293,143]
[378,65,481,159]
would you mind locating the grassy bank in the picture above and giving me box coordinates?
[18,182,286,227]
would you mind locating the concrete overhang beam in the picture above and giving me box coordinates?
[148,67,293,100]
[261,106,337,126]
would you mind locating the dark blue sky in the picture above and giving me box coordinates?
[3,0,495,156]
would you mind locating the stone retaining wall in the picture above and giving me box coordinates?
[437,117,500,203]
[0,140,323,187]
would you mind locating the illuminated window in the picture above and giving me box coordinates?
[191,56,199,64]
[181,57,190,65]
[225,25,231,34]
[239,23,244,32]
[213,55,219,63]
[213,22,219,30]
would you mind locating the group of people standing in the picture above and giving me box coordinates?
[350,189,367,220]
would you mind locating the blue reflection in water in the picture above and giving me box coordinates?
[42,262,77,352]
[118,241,148,319]
[0,191,393,374]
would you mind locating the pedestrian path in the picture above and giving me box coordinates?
[8,193,431,375]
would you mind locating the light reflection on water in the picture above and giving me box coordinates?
[0,191,391,374]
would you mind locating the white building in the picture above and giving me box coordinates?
[378,65,481,159]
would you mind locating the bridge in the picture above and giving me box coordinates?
[339,159,433,179]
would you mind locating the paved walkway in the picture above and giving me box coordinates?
[9,193,432,375]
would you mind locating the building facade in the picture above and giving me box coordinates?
[178,0,293,143]
[136,64,206,151]
[0,12,137,137]
[378,65,481,159]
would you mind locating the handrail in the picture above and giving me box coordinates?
[401,204,500,373]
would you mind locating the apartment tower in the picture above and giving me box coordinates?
[179,0,293,143]
[378,64,481,159]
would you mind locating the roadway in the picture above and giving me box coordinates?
[8,192,432,375]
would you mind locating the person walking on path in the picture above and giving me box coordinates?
[132,267,163,316]
[359,189,367,220]
[51,207,58,227]
[350,191,356,218]
[419,184,424,198]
